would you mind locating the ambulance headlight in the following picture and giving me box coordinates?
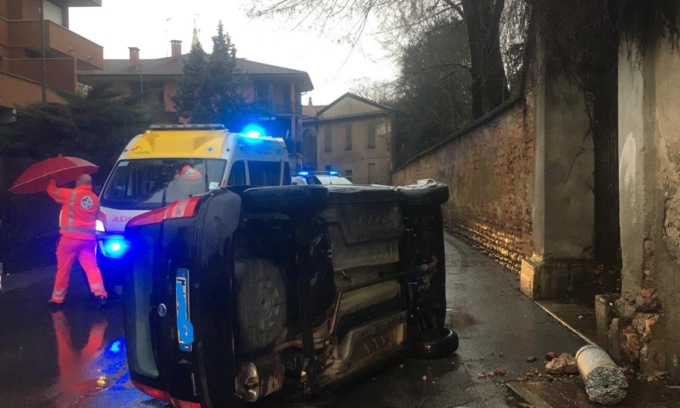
[101,237,129,258]
[96,220,105,232]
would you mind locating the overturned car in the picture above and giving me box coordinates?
[122,181,458,407]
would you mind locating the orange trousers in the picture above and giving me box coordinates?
[51,236,107,303]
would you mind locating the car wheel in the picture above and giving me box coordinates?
[263,389,337,408]
[397,183,449,206]
[283,390,336,408]
[409,328,459,359]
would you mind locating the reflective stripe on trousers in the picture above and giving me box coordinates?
[51,236,107,302]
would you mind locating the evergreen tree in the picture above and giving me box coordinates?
[171,41,208,122]
[0,82,157,174]
[172,22,245,126]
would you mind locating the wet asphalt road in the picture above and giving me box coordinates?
[0,234,586,408]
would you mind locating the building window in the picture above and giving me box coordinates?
[368,163,376,184]
[255,82,272,110]
[345,125,352,150]
[324,128,332,152]
[367,123,376,148]
[345,169,353,182]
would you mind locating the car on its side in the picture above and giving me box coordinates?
[122,180,458,407]
[292,171,353,186]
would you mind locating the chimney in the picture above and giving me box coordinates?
[308,97,313,106]
[129,47,140,67]
[171,40,182,58]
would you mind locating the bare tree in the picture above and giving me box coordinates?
[248,0,511,118]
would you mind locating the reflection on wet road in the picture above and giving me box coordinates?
[0,266,168,408]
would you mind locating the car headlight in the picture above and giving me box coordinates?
[96,219,105,232]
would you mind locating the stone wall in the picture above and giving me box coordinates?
[392,98,534,271]
[614,38,680,381]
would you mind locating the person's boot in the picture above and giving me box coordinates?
[47,299,63,312]
[96,295,108,309]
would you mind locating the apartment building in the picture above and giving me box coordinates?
[0,0,103,120]
[77,42,314,168]
[303,93,394,185]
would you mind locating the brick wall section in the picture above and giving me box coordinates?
[392,98,534,272]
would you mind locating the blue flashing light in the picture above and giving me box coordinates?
[329,170,339,176]
[109,340,122,354]
[298,171,309,176]
[103,237,129,258]
[242,124,266,138]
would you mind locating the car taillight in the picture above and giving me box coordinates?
[131,380,170,402]
[127,197,201,228]
[131,381,201,408]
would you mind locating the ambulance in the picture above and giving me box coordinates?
[96,123,290,287]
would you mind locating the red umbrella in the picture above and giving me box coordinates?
[9,156,99,194]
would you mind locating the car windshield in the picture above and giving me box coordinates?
[314,175,353,185]
[100,158,226,210]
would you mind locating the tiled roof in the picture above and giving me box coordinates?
[77,55,314,91]
[302,105,327,117]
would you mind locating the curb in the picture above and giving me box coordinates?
[506,382,554,408]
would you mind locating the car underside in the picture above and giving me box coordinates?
[123,181,457,407]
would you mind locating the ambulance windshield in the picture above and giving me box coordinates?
[100,159,226,210]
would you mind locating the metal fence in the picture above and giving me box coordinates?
[0,156,60,272]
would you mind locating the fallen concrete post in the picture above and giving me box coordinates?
[575,344,628,405]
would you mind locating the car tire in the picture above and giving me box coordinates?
[408,328,459,359]
[282,390,337,408]
[262,389,337,408]
[397,183,449,206]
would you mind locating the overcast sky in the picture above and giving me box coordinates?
[69,0,397,105]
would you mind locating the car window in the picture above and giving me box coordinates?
[228,160,246,186]
[248,160,282,186]
[315,175,353,185]
[101,158,226,210]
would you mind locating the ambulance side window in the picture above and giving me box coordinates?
[228,161,246,186]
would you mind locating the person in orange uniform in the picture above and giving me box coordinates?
[46,174,108,309]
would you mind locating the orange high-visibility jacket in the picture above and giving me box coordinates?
[47,179,99,240]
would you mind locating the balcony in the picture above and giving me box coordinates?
[8,20,103,70]
[0,72,64,108]
[67,0,102,6]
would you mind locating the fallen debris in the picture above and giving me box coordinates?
[526,356,538,363]
[545,352,578,375]
[495,368,506,376]
[545,351,558,361]
[576,345,628,405]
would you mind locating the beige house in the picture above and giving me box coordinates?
[302,93,394,185]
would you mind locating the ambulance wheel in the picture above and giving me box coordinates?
[242,185,328,214]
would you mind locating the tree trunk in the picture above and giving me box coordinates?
[461,0,509,118]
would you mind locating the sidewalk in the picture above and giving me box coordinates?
[505,283,680,407]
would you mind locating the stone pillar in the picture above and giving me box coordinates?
[520,36,595,300]
[611,37,680,381]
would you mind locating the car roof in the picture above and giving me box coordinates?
[312,175,353,185]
